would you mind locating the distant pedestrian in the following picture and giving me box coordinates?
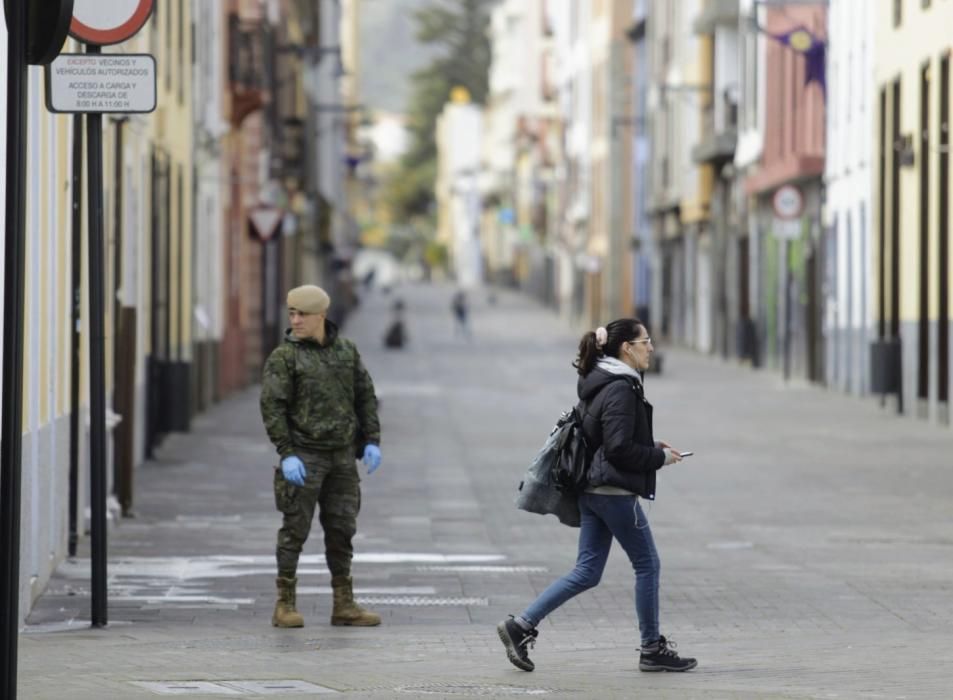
[451,289,470,338]
[497,318,697,673]
[383,298,407,349]
[362,266,376,290]
[260,284,383,629]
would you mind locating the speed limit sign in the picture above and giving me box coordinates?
[69,0,154,46]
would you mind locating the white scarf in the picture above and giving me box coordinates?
[596,356,642,386]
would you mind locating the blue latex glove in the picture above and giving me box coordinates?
[281,455,306,486]
[362,444,382,474]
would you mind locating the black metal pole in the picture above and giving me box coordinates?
[69,114,84,557]
[112,117,126,510]
[783,241,792,382]
[86,43,109,628]
[1,0,29,694]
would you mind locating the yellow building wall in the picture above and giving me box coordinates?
[55,114,71,417]
[39,79,51,425]
[150,0,194,358]
[21,71,33,427]
[22,65,77,427]
[681,34,713,226]
[876,0,953,323]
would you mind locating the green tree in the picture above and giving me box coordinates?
[385,0,493,222]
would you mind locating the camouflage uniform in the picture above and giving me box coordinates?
[261,321,380,580]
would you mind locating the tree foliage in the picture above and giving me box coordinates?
[385,0,493,222]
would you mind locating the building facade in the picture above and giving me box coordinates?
[874,0,953,424]
[1,0,358,624]
[647,0,709,346]
[744,3,827,382]
[436,92,484,289]
[825,0,875,396]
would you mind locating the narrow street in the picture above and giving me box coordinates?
[20,283,953,699]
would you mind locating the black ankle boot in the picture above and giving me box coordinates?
[639,635,697,672]
[496,616,538,672]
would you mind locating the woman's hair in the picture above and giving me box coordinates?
[573,317,646,376]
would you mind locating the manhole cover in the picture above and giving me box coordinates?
[396,685,552,696]
[222,680,338,695]
[131,680,338,695]
[130,682,242,696]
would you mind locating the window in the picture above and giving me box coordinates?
[846,52,852,123]
[938,53,950,403]
[859,40,866,115]
[178,0,185,104]
[166,0,172,89]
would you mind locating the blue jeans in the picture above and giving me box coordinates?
[521,493,661,644]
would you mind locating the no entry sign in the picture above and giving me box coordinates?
[69,0,154,46]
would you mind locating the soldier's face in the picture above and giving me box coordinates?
[289,308,325,339]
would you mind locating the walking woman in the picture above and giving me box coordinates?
[497,318,697,673]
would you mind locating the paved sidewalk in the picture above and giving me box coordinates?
[18,282,953,699]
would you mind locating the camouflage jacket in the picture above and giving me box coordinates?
[260,322,380,458]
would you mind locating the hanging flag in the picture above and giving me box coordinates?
[768,26,826,95]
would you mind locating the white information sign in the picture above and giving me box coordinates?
[45,54,156,114]
[772,217,802,240]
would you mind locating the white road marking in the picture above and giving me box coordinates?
[49,553,507,611]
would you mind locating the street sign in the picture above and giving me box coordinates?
[45,53,156,113]
[3,0,74,65]
[250,207,284,242]
[772,217,801,240]
[772,184,804,220]
[69,0,154,46]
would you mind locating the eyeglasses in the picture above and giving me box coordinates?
[630,337,652,346]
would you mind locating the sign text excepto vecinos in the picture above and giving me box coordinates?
[45,53,157,114]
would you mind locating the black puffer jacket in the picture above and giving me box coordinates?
[577,367,666,499]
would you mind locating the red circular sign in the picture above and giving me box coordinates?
[772,185,804,220]
[69,0,154,46]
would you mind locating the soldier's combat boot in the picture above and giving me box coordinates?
[330,575,381,626]
[272,576,304,628]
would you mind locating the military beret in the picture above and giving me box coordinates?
[287,285,330,314]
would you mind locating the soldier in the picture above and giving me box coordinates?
[260,284,383,628]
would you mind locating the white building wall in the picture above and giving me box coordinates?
[127,116,151,469]
[735,0,767,327]
[735,0,765,170]
[0,30,79,622]
[482,0,532,283]
[439,104,484,288]
[315,0,345,242]
[671,0,702,211]
[825,0,874,395]
[193,2,227,346]
[550,0,592,319]
[714,24,740,132]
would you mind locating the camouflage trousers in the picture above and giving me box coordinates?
[274,447,361,579]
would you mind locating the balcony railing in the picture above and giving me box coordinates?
[692,0,740,35]
[692,101,738,164]
[228,14,266,92]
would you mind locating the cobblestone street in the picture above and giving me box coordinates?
[19,284,953,699]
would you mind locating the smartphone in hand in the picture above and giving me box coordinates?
[678,451,693,457]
